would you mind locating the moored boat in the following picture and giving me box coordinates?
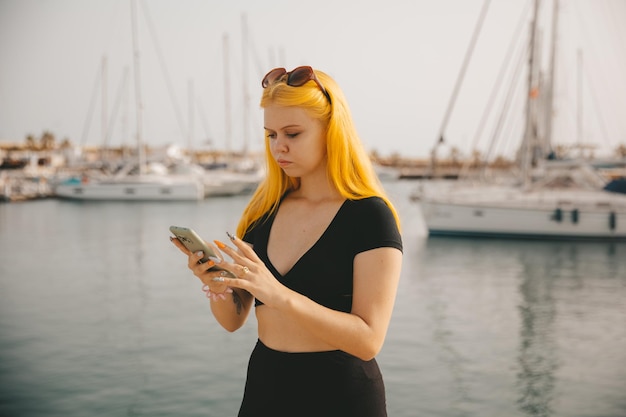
[412,0,626,240]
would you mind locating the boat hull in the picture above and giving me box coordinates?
[418,188,626,240]
[54,178,204,201]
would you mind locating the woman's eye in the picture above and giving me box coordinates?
[266,132,277,139]
[286,132,299,139]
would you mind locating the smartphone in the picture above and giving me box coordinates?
[169,225,236,277]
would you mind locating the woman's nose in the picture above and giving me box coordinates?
[273,136,289,153]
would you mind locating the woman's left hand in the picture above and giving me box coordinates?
[212,233,287,308]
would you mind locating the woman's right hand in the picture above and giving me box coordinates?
[170,237,233,294]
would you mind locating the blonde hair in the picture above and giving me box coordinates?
[236,69,400,237]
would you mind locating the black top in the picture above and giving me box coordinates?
[243,196,403,313]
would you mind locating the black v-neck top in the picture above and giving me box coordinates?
[242,196,403,313]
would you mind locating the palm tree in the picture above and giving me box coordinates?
[25,134,36,150]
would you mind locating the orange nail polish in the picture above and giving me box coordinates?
[206,260,215,267]
[214,240,227,249]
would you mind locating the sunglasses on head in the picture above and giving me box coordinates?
[261,66,331,104]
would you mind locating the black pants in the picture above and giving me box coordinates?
[238,339,387,417]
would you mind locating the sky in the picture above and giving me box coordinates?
[1,0,625,159]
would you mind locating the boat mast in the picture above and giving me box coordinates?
[188,79,194,155]
[431,0,491,174]
[130,0,145,174]
[223,33,232,153]
[241,13,250,156]
[122,65,130,153]
[104,67,130,156]
[101,55,108,153]
[521,0,541,187]
[577,48,583,154]
[544,0,559,153]
[140,0,186,143]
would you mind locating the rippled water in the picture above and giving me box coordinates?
[1,181,625,417]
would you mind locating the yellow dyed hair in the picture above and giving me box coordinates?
[236,68,400,237]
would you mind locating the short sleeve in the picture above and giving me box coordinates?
[350,197,403,254]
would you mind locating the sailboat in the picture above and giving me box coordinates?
[54,159,204,201]
[54,0,204,201]
[411,0,626,240]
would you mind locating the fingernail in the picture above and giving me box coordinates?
[208,256,221,264]
[212,277,225,282]
[206,260,215,267]
[195,251,204,257]
[226,231,236,241]
[218,293,226,300]
[226,288,233,293]
[214,240,226,249]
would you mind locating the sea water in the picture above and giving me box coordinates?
[1,180,625,417]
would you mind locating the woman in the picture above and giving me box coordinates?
[171,66,402,417]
